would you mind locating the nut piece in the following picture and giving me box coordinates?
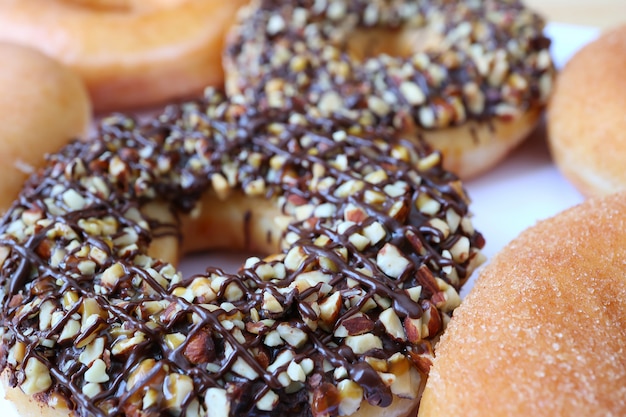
[319,292,342,325]
[337,379,364,416]
[79,337,105,366]
[163,373,194,412]
[80,298,106,333]
[21,357,52,395]
[225,342,259,380]
[256,390,279,411]
[341,315,375,336]
[262,292,284,314]
[101,263,125,288]
[59,319,81,343]
[111,331,146,356]
[277,323,308,348]
[38,300,56,331]
[400,81,426,106]
[0,246,10,267]
[377,243,411,278]
[82,382,101,399]
[345,334,383,355]
[205,387,231,417]
[388,353,422,399]
[379,308,407,341]
[184,329,215,364]
[127,359,163,391]
[7,342,26,366]
[84,358,109,383]
[404,317,423,343]
[287,361,306,382]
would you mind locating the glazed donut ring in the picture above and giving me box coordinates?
[547,25,626,197]
[0,41,91,214]
[224,0,556,179]
[0,90,485,417]
[0,0,247,112]
[418,191,626,417]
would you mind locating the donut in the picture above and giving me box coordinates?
[0,0,248,112]
[0,41,92,214]
[223,0,556,179]
[418,191,626,416]
[0,89,485,417]
[547,25,626,197]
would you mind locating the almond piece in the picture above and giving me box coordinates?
[337,379,364,416]
[342,315,375,336]
[21,357,52,395]
[379,308,407,341]
[404,317,423,343]
[377,243,411,278]
[345,334,383,354]
[184,328,216,364]
[319,292,342,325]
[205,388,230,417]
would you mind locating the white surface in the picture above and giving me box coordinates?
[0,22,600,415]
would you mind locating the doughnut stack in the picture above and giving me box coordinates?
[0,1,558,417]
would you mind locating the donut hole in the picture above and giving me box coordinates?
[179,252,254,277]
[346,26,442,61]
[145,193,285,276]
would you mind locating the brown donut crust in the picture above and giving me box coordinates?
[419,106,543,179]
[547,25,626,197]
[0,0,247,112]
[0,41,91,214]
[418,192,626,416]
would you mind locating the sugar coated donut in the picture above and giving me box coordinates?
[0,41,91,214]
[0,0,247,112]
[224,0,556,179]
[0,90,485,417]
[418,191,626,416]
[547,25,626,197]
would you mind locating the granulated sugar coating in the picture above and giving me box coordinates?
[419,192,626,417]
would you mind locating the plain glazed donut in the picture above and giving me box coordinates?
[0,0,247,112]
[418,191,626,417]
[0,42,91,214]
[547,25,626,197]
[224,0,556,179]
[0,90,485,417]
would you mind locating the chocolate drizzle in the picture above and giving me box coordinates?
[0,90,484,416]
[225,0,555,131]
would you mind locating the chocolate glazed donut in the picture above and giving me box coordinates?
[0,90,484,417]
[224,0,556,179]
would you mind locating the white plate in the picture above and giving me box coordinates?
[0,22,600,416]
